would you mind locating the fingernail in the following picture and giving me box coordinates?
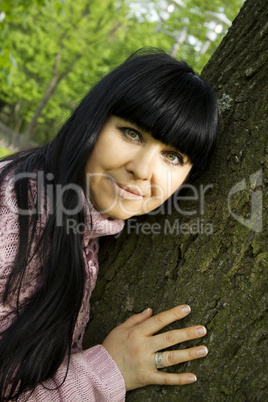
[188,375,197,383]
[196,326,207,336]
[181,305,191,315]
[142,308,151,315]
[197,346,208,357]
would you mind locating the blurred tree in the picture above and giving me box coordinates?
[125,0,244,70]
[0,0,244,145]
[1,0,131,146]
[0,0,64,86]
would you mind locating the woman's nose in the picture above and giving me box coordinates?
[125,148,157,180]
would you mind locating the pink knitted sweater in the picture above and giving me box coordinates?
[0,163,126,401]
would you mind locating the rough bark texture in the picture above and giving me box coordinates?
[83,0,268,400]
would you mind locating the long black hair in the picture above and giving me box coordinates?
[0,48,218,399]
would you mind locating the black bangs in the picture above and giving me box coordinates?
[48,48,218,178]
[106,51,218,173]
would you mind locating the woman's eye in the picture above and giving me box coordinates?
[120,127,142,142]
[164,152,183,166]
[126,129,140,140]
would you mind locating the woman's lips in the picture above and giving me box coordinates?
[110,180,144,200]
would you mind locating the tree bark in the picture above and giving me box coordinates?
[83,0,268,400]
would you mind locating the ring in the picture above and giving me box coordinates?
[155,352,164,369]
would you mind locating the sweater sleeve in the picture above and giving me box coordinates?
[0,168,126,401]
[19,346,126,402]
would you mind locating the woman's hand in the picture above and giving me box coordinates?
[102,305,208,391]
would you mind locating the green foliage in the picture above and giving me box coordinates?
[1,0,125,139]
[0,0,244,144]
[0,144,12,157]
[0,0,65,86]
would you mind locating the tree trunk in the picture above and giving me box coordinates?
[83,0,268,400]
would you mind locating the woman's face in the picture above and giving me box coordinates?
[85,116,193,219]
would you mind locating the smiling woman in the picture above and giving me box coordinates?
[0,48,218,400]
[85,116,193,219]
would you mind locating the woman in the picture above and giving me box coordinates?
[0,49,218,400]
